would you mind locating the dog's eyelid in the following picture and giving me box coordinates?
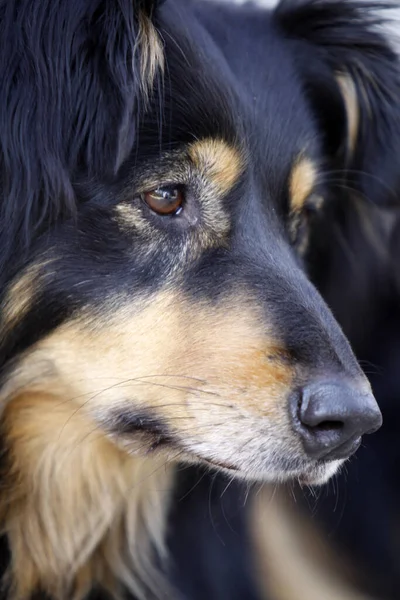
[304,194,324,214]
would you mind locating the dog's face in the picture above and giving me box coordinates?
[1,0,397,489]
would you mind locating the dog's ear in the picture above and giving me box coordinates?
[0,0,164,284]
[276,0,400,207]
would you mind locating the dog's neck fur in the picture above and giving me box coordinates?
[0,393,174,600]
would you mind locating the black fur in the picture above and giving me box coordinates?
[1,0,400,599]
[0,0,159,287]
[276,0,400,205]
[299,192,400,599]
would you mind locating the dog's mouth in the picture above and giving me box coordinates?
[109,410,342,483]
[188,450,341,484]
[109,410,241,471]
[193,455,342,486]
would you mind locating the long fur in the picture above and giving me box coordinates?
[0,1,399,599]
[0,0,163,288]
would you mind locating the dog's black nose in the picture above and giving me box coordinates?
[293,382,382,460]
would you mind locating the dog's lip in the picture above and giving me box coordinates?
[325,436,361,460]
[296,438,362,486]
[143,438,241,472]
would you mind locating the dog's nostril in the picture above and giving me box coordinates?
[309,420,344,432]
[291,381,382,461]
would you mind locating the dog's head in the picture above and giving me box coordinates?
[1,0,396,491]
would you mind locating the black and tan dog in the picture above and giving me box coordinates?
[0,0,399,598]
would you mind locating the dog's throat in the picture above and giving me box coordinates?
[0,393,175,600]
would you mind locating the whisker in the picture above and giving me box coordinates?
[243,482,252,507]
[178,469,208,502]
[220,474,236,500]
[208,472,226,547]
[220,476,238,535]
[319,168,398,201]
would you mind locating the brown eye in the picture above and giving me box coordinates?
[142,186,184,216]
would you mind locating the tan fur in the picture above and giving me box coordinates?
[137,12,164,98]
[0,288,343,597]
[2,291,293,424]
[1,393,173,600]
[1,257,55,335]
[337,73,360,157]
[289,157,317,214]
[114,202,155,236]
[0,289,297,598]
[1,289,299,478]
[251,487,374,600]
[188,138,244,196]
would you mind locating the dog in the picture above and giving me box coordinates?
[0,0,399,598]
[169,6,400,600]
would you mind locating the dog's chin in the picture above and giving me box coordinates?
[295,459,344,486]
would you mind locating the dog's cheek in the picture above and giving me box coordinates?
[0,290,297,462]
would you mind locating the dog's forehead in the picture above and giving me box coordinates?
[0,0,325,363]
[152,2,319,182]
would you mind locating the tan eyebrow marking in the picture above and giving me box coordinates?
[188,138,244,195]
[289,157,318,213]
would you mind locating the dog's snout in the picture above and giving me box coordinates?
[291,382,382,461]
